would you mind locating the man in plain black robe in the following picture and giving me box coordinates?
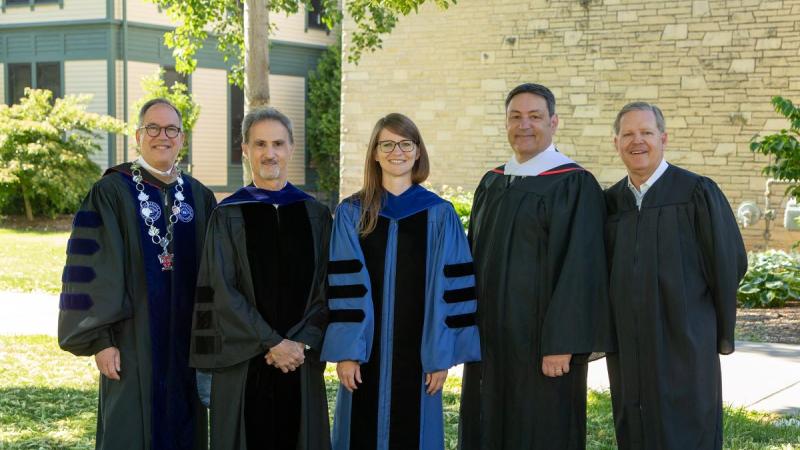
[604,102,747,450]
[189,107,331,450]
[459,83,613,450]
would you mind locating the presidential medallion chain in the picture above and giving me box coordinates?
[131,160,185,271]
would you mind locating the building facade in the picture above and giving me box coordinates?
[338,0,800,250]
[1,0,337,193]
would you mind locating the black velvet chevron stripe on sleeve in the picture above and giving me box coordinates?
[195,286,214,303]
[195,310,213,330]
[61,266,96,283]
[328,284,368,299]
[72,211,103,228]
[328,259,364,274]
[443,286,476,303]
[329,309,366,323]
[445,313,476,328]
[66,238,100,256]
[443,262,474,278]
[59,293,93,311]
[194,336,219,355]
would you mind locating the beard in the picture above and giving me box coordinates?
[256,160,281,181]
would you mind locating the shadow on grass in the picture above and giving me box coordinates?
[0,386,96,449]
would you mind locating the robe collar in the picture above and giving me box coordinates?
[105,162,176,189]
[379,184,444,220]
[219,183,312,208]
[503,143,576,176]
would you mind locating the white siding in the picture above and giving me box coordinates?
[269,74,306,185]
[0,0,105,24]
[191,68,228,186]
[64,60,109,170]
[0,64,4,105]
[126,61,161,160]
[271,7,338,47]
[126,0,173,27]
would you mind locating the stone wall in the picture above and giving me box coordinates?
[339,0,800,249]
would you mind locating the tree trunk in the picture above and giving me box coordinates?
[244,0,271,110]
[21,183,33,221]
[242,0,271,185]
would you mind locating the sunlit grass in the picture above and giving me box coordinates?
[1,336,798,449]
[0,229,68,293]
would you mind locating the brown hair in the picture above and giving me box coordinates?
[357,113,430,236]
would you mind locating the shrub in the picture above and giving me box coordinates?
[426,184,473,230]
[0,89,126,220]
[737,250,800,308]
[307,43,341,201]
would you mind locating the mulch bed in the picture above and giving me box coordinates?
[0,214,73,232]
[737,300,800,345]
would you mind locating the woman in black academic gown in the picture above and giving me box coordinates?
[321,113,481,450]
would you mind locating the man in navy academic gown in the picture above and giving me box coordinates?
[189,107,331,450]
[59,98,216,450]
[604,102,747,450]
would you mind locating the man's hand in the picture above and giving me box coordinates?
[425,369,448,395]
[542,354,572,378]
[95,347,121,380]
[336,360,362,392]
[266,339,305,373]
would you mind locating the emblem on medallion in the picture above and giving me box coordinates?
[178,203,195,223]
[140,201,162,221]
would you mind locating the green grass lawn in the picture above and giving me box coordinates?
[1,336,798,449]
[0,229,68,293]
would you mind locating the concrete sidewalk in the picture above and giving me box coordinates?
[587,342,800,415]
[2,291,799,415]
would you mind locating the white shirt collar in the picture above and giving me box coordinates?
[504,143,575,176]
[627,158,669,194]
[136,156,175,178]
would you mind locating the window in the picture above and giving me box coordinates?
[230,83,244,164]
[8,64,31,105]
[4,0,60,7]
[307,0,327,30]
[7,62,61,105]
[162,66,188,88]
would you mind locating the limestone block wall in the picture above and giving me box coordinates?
[339,0,800,250]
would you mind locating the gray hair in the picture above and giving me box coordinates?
[614,102,666,134]
[138,98,182,127]
[241,107,294,144]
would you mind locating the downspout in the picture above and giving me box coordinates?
[123,0,129,162]
[762,178,800,247]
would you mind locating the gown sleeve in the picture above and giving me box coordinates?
[693,178,747,355]
[58,178,132,356]
[289,205,333,351]
[541,171,614,356]
[190,207,284,369]
[320,201,375,363]
[421,203,481,373]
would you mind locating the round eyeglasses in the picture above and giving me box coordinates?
[377,140,416,153]
[139,124,182,138]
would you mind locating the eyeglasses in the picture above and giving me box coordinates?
[139,124,182,138]
[377,140,416,153]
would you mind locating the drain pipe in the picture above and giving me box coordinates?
[762,178,799,247]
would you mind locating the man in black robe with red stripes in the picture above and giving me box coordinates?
[459,83,614,450]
